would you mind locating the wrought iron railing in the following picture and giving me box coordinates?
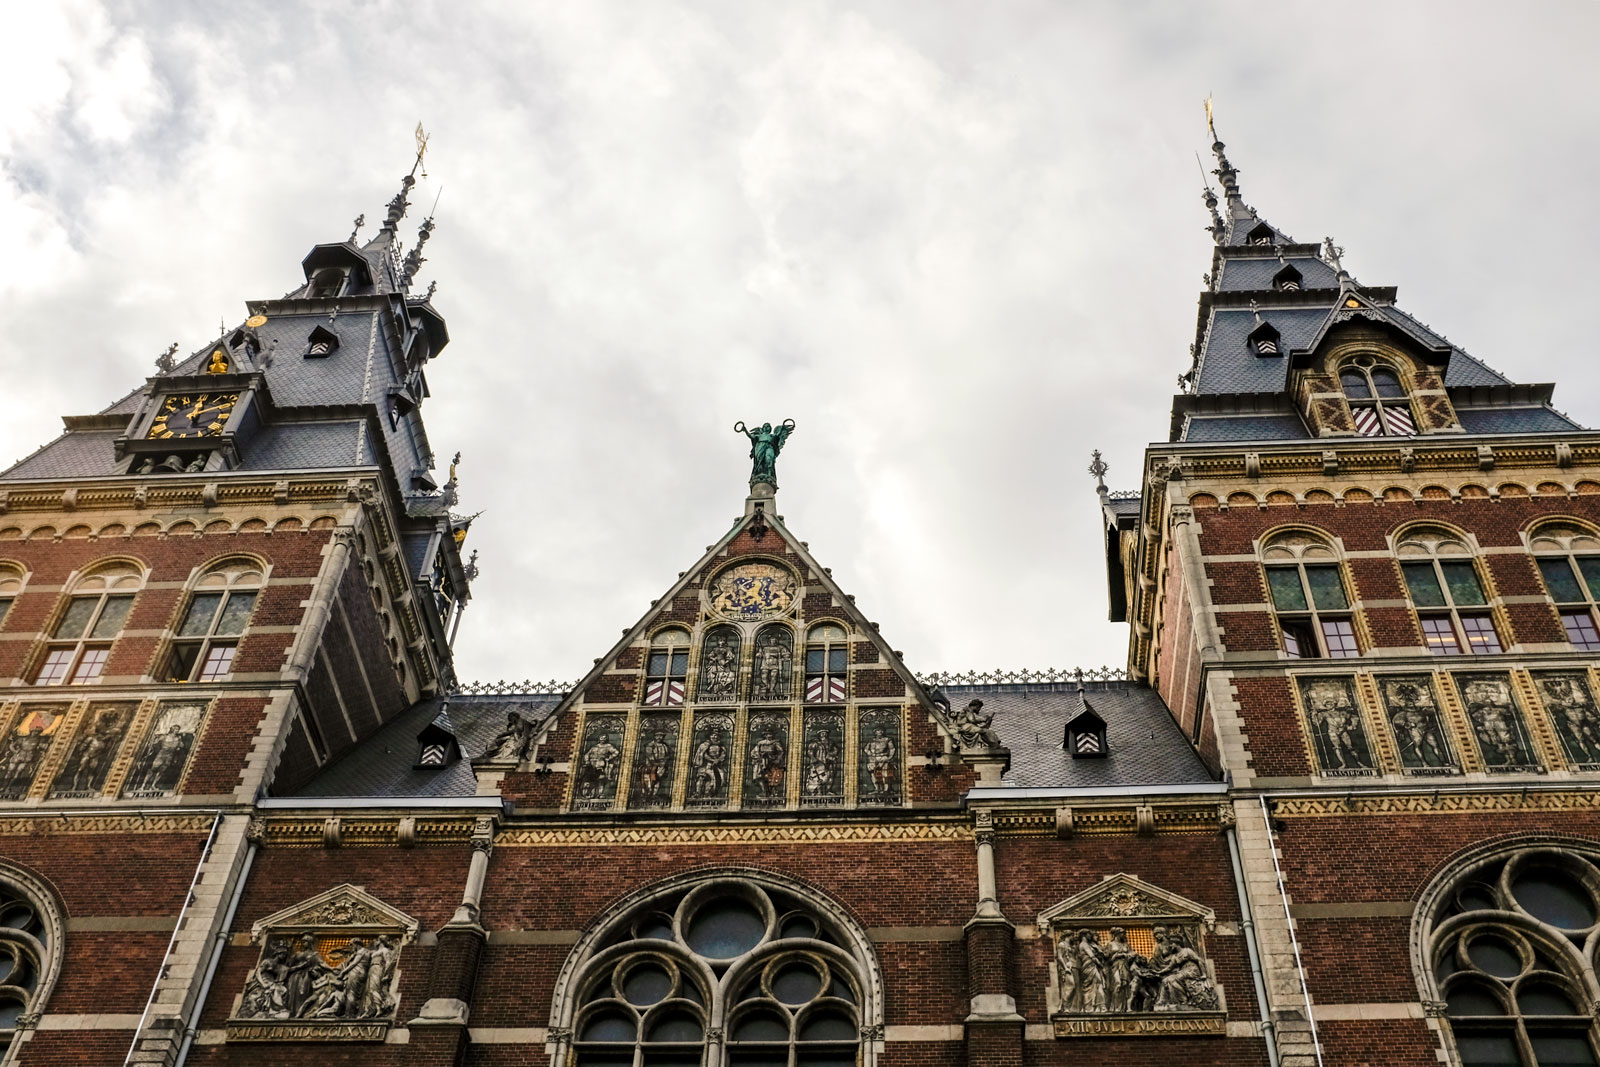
[917,667,1130,687]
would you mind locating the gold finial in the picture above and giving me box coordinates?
[412,122,430,179]
[1204,94,1216,141]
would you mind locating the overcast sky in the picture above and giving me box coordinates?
[2,2,1597,686]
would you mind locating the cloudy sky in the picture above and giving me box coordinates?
[2,1,1597,686]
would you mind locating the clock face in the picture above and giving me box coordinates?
[148,393,239,440]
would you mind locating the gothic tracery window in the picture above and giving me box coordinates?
[557,875,879,1067]
[1342,355,1415,436]
[1396,527,1503,656]
[34,561,143,685]
[1261,531,1359,658]
[163,560,263,682]
[1529,523,1600,652]
[0,868,63,1056]
[1421,846,1600,1065]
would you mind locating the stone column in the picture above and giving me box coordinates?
[963,811,1023,1067]
[410,817,494,1062]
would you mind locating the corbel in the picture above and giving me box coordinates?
[1478,444,1495,472]
[322,816,342,849]
[1055,807,1075,839]
[274,479,290,505]
[1135,804,1156,837]
[202,482,219,508]
[1322,450,1339,477]
[1557,442,1573,469]
[397,816,417,848]
[60,488,77,511]
[1244,452,1260,478]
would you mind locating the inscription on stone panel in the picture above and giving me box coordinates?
[0,704,67,799]
[123,700,206,798]
[1374,675,1458,776]
[50,702,136,798]
[745,711,790,809]
[572,714,626,810]
[628,713,681,810]
[799,709,844,808]
[685,711,733,809]
[1453,673,1542,774]
[1533,671,1600,771]
[1294,676,1377,777]
[857,707,902,806]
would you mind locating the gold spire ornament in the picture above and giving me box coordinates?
[412,123,430,179]
[206,350,229,374]
[1204,94,1217,141]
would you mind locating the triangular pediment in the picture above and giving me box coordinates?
[1038,873,1216,931]
[250,884,419,943]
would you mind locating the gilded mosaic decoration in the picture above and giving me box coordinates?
[0,704,66,799]
[628,712,680,810]
[686,711,733,808]
[745,710,790,808]
[857,707,902,806]
[707,561,798,620]
[1374,675,1457,775]
[800,709,844,807]
[750,624,794,703]
[1295,676,1376,777]
[124,700,205,798]
[572,714,625,810]
[1453,673,1541,774]
[1533,671,1600,770]
[50,702,135,798]
[696,626,741,702]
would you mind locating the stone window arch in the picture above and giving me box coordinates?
[550,870,883,1067]
[162,558,265,683]
[1259,530,1359,658]
[644,628,690,707]
[0,563,26,633]
[1341,354,1416,436]
[1395,525,1504,655]
[0,865,65,1055]
[1527,521,1600,651]
[34,560,145,685]
[1414,839,1600,1065]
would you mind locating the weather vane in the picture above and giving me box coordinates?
[1088,450,1109,490]
[412,122,430,179]
[1204,93,1217,141]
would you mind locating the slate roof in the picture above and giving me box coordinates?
[241,420,369,470]
[1183,413,1309,443]
[2,430,124,480]
[1457,406,1584,434]
[1215,255,1339,292]
[292,693,563,798]
[942,682,1215,790]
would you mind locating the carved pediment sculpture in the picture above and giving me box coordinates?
[928,689,1000,751]
[226,884,420,1044]
[1038,874,1226,1038]
[478,706,539,765]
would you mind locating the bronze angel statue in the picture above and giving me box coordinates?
[735,419,796,487]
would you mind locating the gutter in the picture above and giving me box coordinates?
[965,781,1228,803]
[256,796,507,811]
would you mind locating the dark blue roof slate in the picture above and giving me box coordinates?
[1183,413,1309,442]
[242,420,369,470]
[1457,407,1584,434]
[1194,307,1325,394]
[1,430,122,480]
[293,694,563,798]
[1216,256,1339,292]
[940,682,1214,790]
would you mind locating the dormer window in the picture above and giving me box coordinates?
[1249,322,1282,357]
[1273,265,1303,292]
[308,268,346,298]
[303,326,339,359]
[1247,223,1275,245]
[1341,356,1414,436]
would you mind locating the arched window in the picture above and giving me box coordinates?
[1417,844,1600,1065]
[553,872,881,1067]
[163,560,262,682]
[750,625,794,703]
[804,624,848,704]
[1261,532,1359,658]
[0,867,63,1055]
[0,564,23,631]
[644,629,690,707]
[1341,356,1415,437]
[1529,523,1600,651]
[1396,527,1503,655]
[35,562,143,685]
[697,626,742,703]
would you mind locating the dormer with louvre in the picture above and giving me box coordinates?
[1272,264,1303,291]
[1249,321,1282,357]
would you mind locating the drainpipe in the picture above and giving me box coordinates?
[1259,795,1324,1067]
[174,837,257,1065]
[126,814,221,1064]
[1225,813,1279,1067]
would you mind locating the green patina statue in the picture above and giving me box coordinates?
[734,419,796,488]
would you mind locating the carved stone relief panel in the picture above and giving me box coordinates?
[1039,874,1225,1037]
[856,707,902,806]
[227,884,419,1044]
[571,713,626,811]
[0,704,69,800]
[685,710,733,809]
[799,708,844,808]
[707,561,798,621]
[123,700,207,798]
[1373,675,1458,776]
[749,624,794,703]
[1294,676,1377,777]
[1532,671,1600,771]
[1452,672,1542,774]
[628,712,681,811]
[50,702,135,798]
[745,710,790,809]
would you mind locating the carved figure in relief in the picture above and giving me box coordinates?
[752,631,791,702]
[577,733,622,799]
[486,712,534,762]
[804,727,839,797]
[1541,676,1600,764]
[691,729,730,797]
[950,698,998,749]
[1102,928,1139,1013]
[749,729,787,800]
[1461,678,1532,767]
[0,725,51,796]
[239,940,291,1018]
[635,729,673,803]
[1385,682,1450,768]
[862,728,898,799]
[1148,928,1218,1012]
[1058,928,1108,1012]
[699,630,740,699]
[1302,681,1371,771]
[283,939,322,1017]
